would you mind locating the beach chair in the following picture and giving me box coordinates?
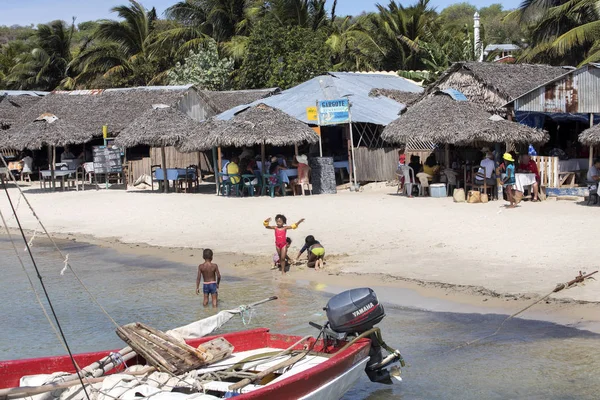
[397,166,420,197]
[262,173,286,197]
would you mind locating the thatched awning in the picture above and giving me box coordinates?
[579,124,600,146]
[0,94,46,132]
[381,92,548,146]
[115,106,203,148]
[179,103,319,152]
[9,114,92,150]
[369,88,421,107]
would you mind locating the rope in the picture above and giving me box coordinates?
[25,227,37,251]
[0,156,120,329]
[447,277,592,353]
[60,254,70,276]
[1,178,91,400]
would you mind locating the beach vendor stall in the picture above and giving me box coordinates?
[115,105,203,193]
[178,103,318,197]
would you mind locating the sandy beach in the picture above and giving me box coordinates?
[1,184,598,325]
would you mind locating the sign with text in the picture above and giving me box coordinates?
[306,107,318,121]
[93,145,122,174]
[317,99,350,125]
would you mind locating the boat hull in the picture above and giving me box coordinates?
[0,328,372,400]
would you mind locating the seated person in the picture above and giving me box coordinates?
[291,154,310,195]
[268,156,287,195]
[408,155,422,177]
[587,158,600,187]
[226,156,240,184]
[476,152,497,186]
[423,154,440,181]
[61,146,75,161]
[518,154,540,201]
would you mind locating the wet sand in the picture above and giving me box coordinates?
[22,232,600,334]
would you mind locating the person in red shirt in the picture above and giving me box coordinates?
[518,155,540,201]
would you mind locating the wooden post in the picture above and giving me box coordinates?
[345,125,354,186]
[217,146,222,177]
[261,141,266,174]
[51,145,56,190]
[161,146,168,193]
[294,144,299,158]
[211,147,218,195]
[589,113,594,168]
[196,151,203,183]
[445,144,450,168]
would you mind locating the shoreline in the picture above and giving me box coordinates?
[10,229,599,334]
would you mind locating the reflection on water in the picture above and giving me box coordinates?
[1,237,599,400]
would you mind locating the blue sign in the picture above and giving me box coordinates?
[318,99,350,125]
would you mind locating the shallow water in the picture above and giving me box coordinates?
[1,237,600,399]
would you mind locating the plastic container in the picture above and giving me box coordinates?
[430,183,447,198]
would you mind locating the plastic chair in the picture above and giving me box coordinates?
[443,169,458,197]
[262,173,286,197]
[218,173,242,196]
[242,174,261,197]
[398,166,421,197]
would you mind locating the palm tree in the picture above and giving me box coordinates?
[368,0,437,71]
[516,0,600,65]
[327,16,382,71]
[5,20,76,90]
[73,0,165,87]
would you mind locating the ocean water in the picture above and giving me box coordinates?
[1,236,599,399]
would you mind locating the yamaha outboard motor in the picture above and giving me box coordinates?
[316,288,405,384]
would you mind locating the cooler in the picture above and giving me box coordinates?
[430,183,447,198]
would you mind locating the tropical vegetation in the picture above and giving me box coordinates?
[0,0,593,92]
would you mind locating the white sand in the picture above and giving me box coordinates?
[0,185,598,302]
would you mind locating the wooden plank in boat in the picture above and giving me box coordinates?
[116,322,233,374]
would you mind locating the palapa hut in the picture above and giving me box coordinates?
[115,105,206,193]
[0,91,48,154]
[423,62,570,115]
[579,124,600,147]
[179,103,319,185]
[381,91,548,148]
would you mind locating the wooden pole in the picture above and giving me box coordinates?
[261,142,266,174]
[345,125,353,186]
[51,145,56,190]
[161,146,168,193]
[212,147,218,195]
[589,113,594,168]
[294,144,299,158]
[217,146,222,177]
[445,144,450,168]
[197,151,203,183]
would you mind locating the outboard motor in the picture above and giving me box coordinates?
[317,288,405,384]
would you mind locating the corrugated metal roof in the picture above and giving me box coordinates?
[216,72,423,125]
[509,63,600,113]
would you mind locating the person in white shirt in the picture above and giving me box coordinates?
[21,154,33,174]
[476,152,496,185]
[61,146,75,161]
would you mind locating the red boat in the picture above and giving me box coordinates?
[0,289,404,400]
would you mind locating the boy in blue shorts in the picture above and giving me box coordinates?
[196,249,221,307]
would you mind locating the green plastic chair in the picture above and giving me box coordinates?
[218,173,242,196]
[242,174,261,197]
[262,173,286,197]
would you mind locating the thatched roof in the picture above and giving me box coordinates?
[15,87,190,137]
[0,94,46,132]
[179,103,319,152]
[429,62,569,102]
[176,118,227,152]
[115,106,203,148]
[381,92,548,146]
[197,88,279,115]
[579,124,600,146]
[8,114,92,150]
[369,88,421,107]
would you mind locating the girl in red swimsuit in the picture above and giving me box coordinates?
[264,214,305,275]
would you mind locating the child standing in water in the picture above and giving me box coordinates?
[264,214,304,274]
[273,237,292,271]
[196,249,221,307]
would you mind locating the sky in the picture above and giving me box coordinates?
[1,0,522,27]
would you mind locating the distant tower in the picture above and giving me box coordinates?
[474,12,483,62]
